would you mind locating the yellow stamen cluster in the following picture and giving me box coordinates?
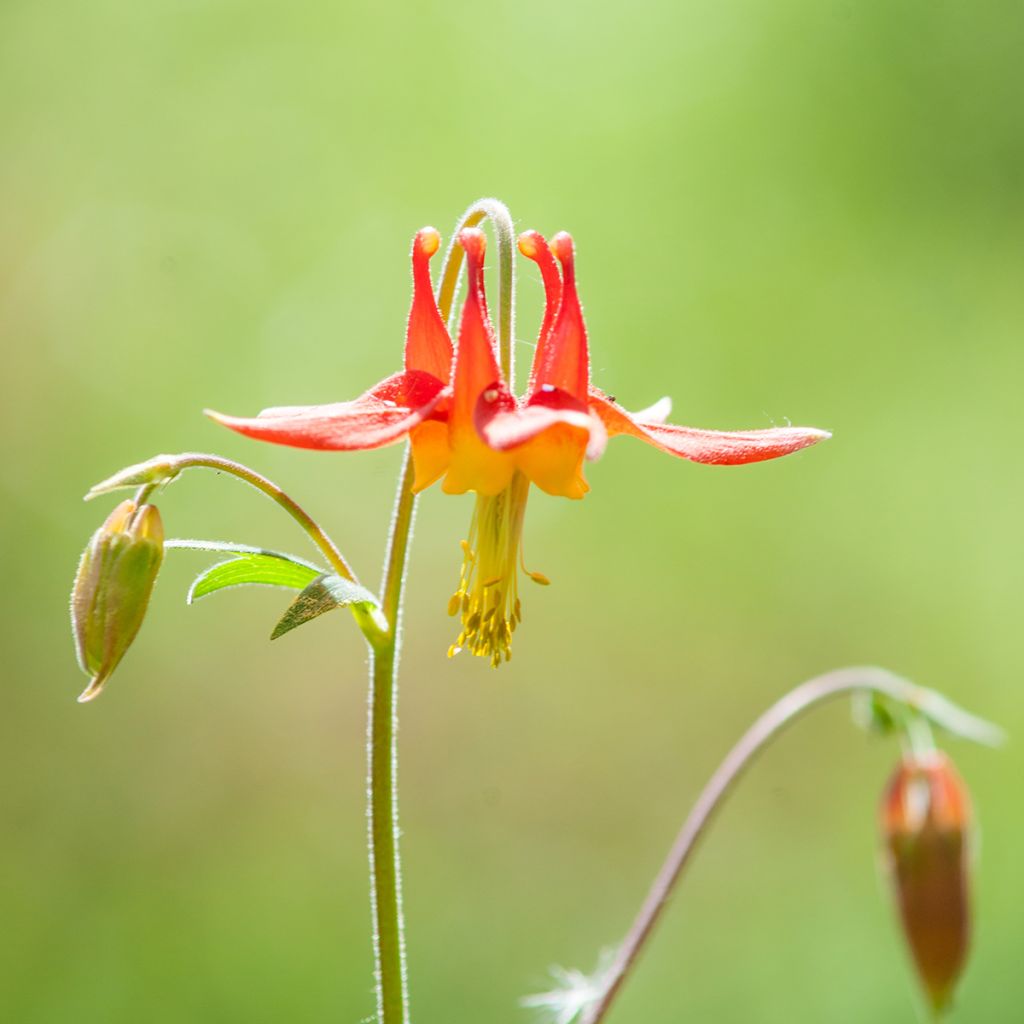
[447,472,548,667]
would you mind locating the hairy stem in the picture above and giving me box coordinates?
[364,199,518,1023]
[436,197,516,384]
[92,452,358,584]
[366,449,417,1024]
[580,666,987,1024]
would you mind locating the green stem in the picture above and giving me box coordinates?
[580,666,994,1024]
[131,482,159,507]
[363,199,518,1024]
[90,452,358,585]
[902,711,938,761]
[436,197,516,384]
[366,449,417,1024]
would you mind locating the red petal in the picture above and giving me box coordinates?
[470,387,599,499]
[588,386,830,465]
[518,230,562,393]
[404,228,454,383]
[526,232,590,403]
[207,370,447,451]
[477,386,606,460]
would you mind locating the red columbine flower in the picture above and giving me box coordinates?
[210,224,829,665]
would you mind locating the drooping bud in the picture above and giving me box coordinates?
[880,751,973,1015]
[71,499,165,703]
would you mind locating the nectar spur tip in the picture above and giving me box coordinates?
[518,230,543,259]
[415,227,441,257]
[458,227,486,260]
[550,231,575,264]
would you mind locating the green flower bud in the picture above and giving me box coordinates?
[71,499,164,703]
[880,751,973,1016]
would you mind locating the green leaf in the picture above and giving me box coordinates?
[271,573,380,640]
[166,538,323,561]
[188,554,322,603]
[164,540,326,604]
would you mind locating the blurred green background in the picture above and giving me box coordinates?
[2,1,1021,1021]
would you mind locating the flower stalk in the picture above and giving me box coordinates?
[436,197,517,384]
[87,453,359,586]
[363,199,519,1023]
[365,448,416,1024]
[579,667,1000,1024]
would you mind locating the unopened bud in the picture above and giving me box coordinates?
[71,500,165,703]
[880,751,973,1015]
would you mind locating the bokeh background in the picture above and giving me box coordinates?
[3,1,1022,1021]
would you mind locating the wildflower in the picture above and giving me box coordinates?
[880,751,973,1015]
[71,499,165,702]
[209,225,829,664]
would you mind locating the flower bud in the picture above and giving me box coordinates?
[71,499,164,703]
[880,751,973,1015]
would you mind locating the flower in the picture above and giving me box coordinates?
[209,224,829,664]
[71,499,165,702]
[880,751,973,1015]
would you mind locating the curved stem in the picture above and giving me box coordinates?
[131,482,159,507]
[436,197,516,383]
[126,483,160,531]
[146,450,358,581]
[580,666,966,1024]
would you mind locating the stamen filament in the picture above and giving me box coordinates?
[447,471,540,665]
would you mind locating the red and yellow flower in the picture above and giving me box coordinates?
[210,225,829,665]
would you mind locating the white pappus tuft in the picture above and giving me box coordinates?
[520,952,614,1024]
